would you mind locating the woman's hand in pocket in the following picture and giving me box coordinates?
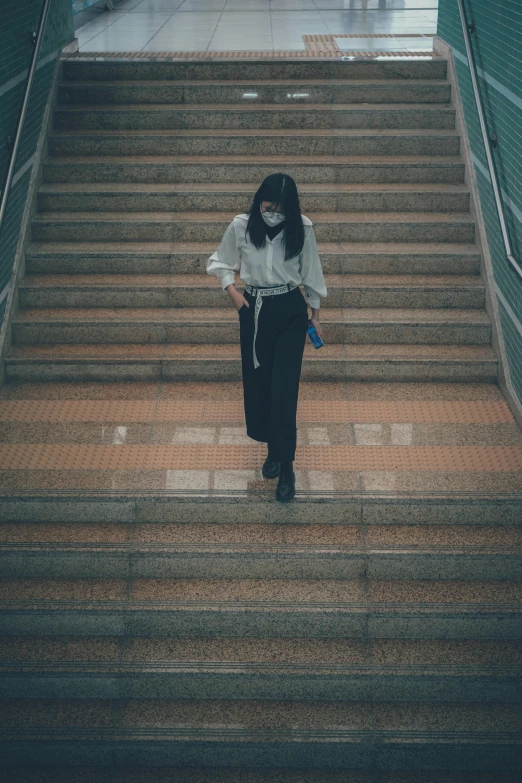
[226,284,249,312]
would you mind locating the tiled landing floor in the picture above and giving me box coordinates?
[75,0,438,53]
[0,381,521,495]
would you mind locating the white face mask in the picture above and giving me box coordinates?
[261,207,285,227]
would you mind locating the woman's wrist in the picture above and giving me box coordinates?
[226,284,240,301]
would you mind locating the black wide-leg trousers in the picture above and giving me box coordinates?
[238,286,309,463]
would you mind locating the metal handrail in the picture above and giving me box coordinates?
[456,0,522,281]
[0,0,52,240]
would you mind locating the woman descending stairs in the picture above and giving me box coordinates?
[0,56,521,779]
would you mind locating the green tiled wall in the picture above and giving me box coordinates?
[0,0,74,329]
[73,0,101,13]
[438,0,522,404]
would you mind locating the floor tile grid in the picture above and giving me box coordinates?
[77,13,177,51]
[77,4,225,52]
[304,5,436,40]
[72,25,439,56]
[74,0,438,52]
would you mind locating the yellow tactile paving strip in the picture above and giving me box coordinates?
[307,34,435,38]
[302,34,433,57]
[0,444,521,472]
[0,400,514,424]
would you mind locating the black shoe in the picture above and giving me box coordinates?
[262,454,281,479]
[276,462,295,502]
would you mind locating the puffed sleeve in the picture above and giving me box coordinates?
[299,226,327,309]
[207,219,241,290]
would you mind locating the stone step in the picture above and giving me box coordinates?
[48,128,462,158]
[2,520,520,546]
[1,577,521,639]
[62,59,448,82]
[25,241,483,276]
[38,182,470,214]
[58,80,452,107]
[0,493,519,526]
[1,399,517,450]
[5,343,498,383]
[0,439,512,492]
[0,772,515,783]
[1,637,521,702]
[31,211,475,244]
[43,154,465,185]
[2,51,520,780]
[54,103,456,131]
[2,540,520,580]
[18,274,485,310]
[11,307,491,346]
[2,698,521,769]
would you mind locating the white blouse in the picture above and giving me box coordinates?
[206,213,327,309]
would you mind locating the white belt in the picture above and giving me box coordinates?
[245,283,297,369]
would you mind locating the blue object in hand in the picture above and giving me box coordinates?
[307,319,323,349]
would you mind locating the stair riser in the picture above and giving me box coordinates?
[12,322,491,345]
[2,672,520,703]
[32,222,476,244]
[0,771,518,783]
[19,288,485,310]
[5,358,498,384]
[3,422,515,448]
[38,191,471,214]
[1,607,520,639]
[3,739,521,771]
[62,60,448,81]
[3,738,519,773]
[48,134,461,157]
[44,161,465,185]
[59,83,452,106]
[54,107,456,131]
[2,551,519,580]
[25,252,482,276]
[0,496,517,524]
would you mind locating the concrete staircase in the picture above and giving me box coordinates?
[1,58,521,778]
[6,58,498,383]
[1,494,522,776]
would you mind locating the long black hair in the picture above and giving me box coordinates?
[246,173,305,261]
